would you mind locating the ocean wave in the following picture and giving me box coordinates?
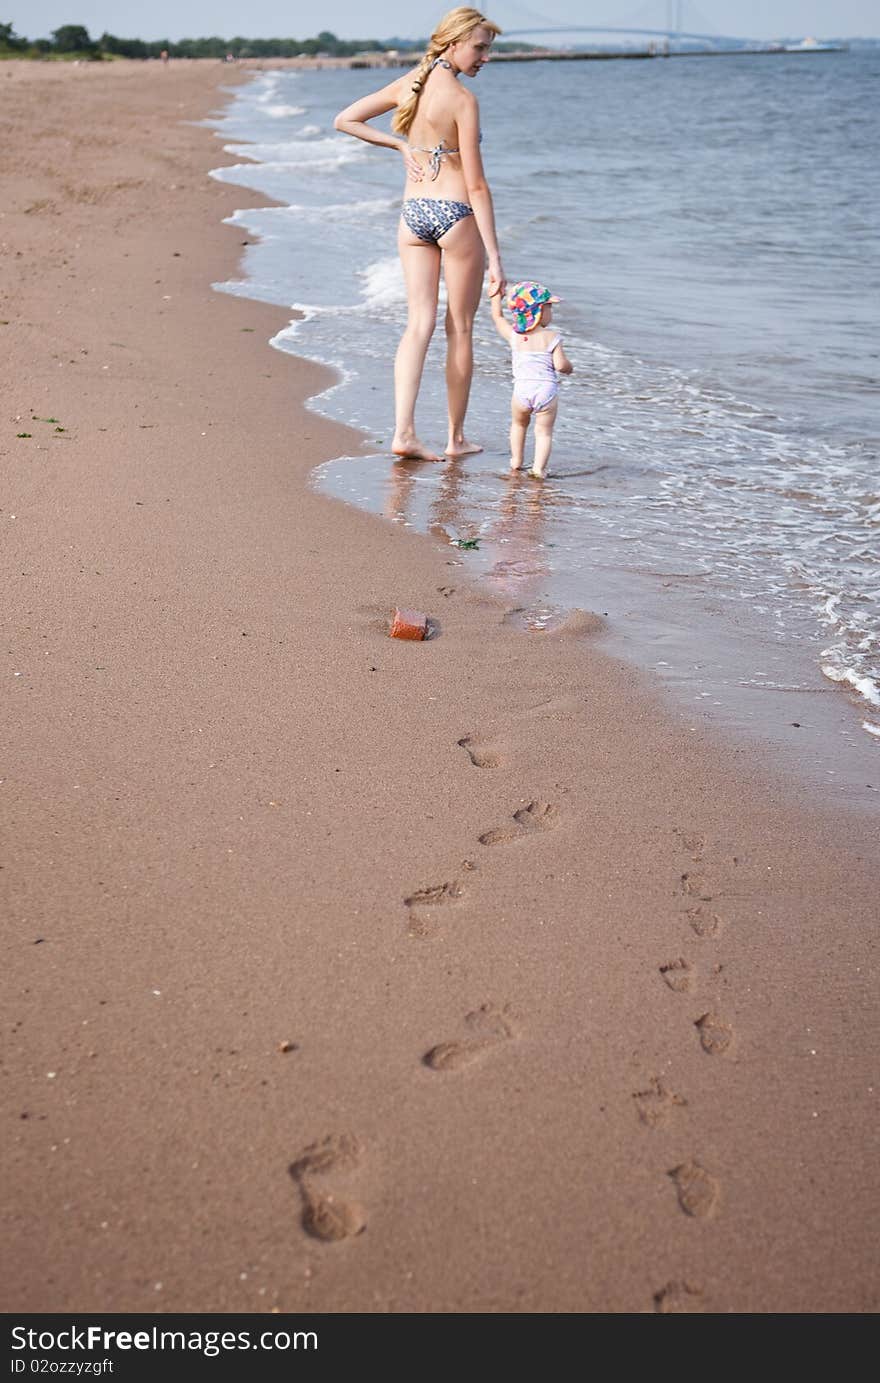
[227,198,398,223]
[223,137,359,162]
[264,104,307,118]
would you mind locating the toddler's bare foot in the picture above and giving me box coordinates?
[391,434,443,462]
[445,437,483,458]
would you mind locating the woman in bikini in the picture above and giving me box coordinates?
[334,7,505,461]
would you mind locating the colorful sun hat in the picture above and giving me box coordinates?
[506,280,561,333]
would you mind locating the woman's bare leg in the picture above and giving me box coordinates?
[393,224,442,461]
[439,216,486,458]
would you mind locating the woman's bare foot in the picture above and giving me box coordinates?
[509,457,524,472]
[445,438,483,458]
[391,434,443,462]
[528,465,547,480]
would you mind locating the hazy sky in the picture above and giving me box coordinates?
[14,1,879,44]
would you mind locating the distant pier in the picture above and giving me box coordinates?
[240,43,848,72]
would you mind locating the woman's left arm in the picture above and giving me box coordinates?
[456,91,505,295]
[334,78,424,181]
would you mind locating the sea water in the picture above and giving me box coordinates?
[208,53,880,799]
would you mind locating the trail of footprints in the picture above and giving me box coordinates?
[291,723,741,1311]
[645,827,741,1309]
[293,725,544,1249]
[403,734,561,936]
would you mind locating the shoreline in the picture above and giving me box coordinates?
[2,59,878,1314]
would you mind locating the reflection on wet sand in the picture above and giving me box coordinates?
[384,458,418,527]
[385,456,481,548]
[385,457,552,608]
[482,474,551,605]
[429,457,473,547]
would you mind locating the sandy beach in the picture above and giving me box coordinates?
[2,59,878,1315]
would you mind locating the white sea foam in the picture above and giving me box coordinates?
[820,661,880,707]
[224,137,356,162]
[254,74,296,100]
[210,162,291,180]
[265,104,307,118]
[227,198,397,224]
[271,302,364,343]
[359,256,407,310]
[211,153,360,181]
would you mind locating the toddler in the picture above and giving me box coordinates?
[489,279,573,478]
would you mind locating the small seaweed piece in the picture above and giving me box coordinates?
[453,538,480,550]
[17,432,32,438]
[32,416,60,424]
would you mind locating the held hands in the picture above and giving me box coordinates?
[486,258,506,300]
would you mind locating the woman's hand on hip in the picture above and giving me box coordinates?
[399,145,424,182]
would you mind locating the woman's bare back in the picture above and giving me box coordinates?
[404,67,470,199]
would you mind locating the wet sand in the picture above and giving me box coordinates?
[2,59,878,1314]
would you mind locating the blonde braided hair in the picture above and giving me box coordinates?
[391,7,501,137]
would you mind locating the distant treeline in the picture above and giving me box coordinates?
[0,21,534,60]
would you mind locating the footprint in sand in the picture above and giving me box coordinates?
[405,881,463,909]
[356,602,402,635]
[479,799,559,846]
[694,1011,734,1056]
[289,1133,365,1242]
[404,880,463,938]
[679,872,714,902]
[633,1076,688,1128]
[457,735,501,769]
[687,906,723,940]
[673,828,706,862]
[668,1161,719,1219]
[423,1003,516,1072]
[653,1280,705,1313]
[659,958,693,993]
[523,692,585,718]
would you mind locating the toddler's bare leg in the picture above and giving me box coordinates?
[510,396,531,471]
[530,399,558,479]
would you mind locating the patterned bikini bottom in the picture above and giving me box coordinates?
[401,198,474,245]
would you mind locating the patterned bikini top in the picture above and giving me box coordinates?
[410,56,482,180]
